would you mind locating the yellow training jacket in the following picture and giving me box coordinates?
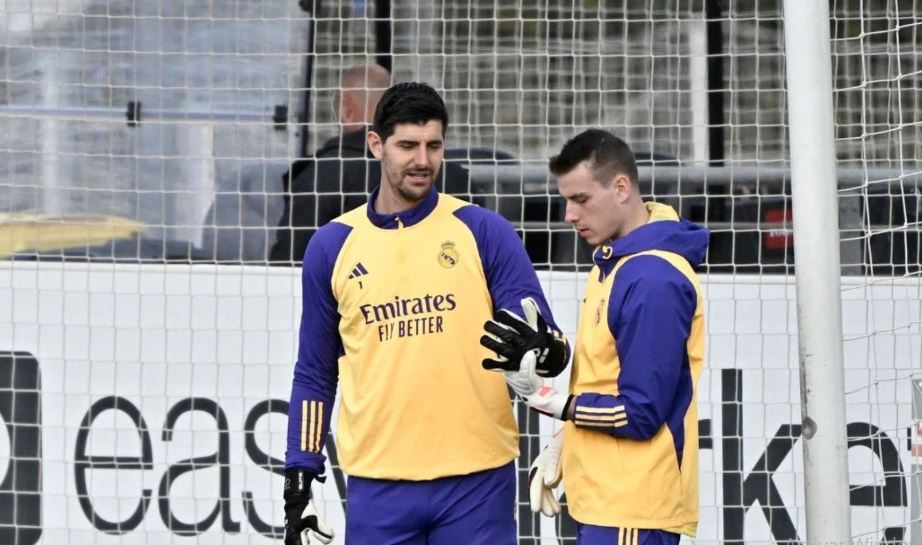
[563,203,708,535]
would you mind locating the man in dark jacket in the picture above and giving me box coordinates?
[270,64,390,264]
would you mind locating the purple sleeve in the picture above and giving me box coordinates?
[571,255,696,440]
[284,222,352,473]
[452,206,562,331]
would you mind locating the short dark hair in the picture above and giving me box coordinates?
[548,129,638,186]
[371,82,449,142]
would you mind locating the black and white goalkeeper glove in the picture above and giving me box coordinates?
[480,296,568,378]
[284,469,334,545]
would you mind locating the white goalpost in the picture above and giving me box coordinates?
[783,2,853,545]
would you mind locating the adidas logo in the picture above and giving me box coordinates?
[349,262,369,279]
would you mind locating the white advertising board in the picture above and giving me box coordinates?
[0,262,917,544]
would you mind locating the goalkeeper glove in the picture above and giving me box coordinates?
[486,349,573,420]
[284,469,334,545]
[480,297,568,377]
[495,349,544,399]
[529,431,564,517]
[522,384,573,421]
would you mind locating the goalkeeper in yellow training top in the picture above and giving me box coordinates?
[481,129,708,545]
[282,81,570,545]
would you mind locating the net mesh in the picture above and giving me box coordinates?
[0,1,920,544]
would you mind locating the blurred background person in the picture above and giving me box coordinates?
[269,63,390,264]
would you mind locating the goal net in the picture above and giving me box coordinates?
[0,1,919,544]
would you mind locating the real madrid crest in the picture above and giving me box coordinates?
[438,241,459,268]
[594,298,605,325]
[600,245,614,260]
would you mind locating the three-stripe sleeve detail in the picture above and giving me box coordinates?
[574,404,628,429]
[300,400,325,453]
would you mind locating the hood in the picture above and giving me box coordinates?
[597,202,709,268]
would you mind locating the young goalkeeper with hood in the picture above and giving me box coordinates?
[481,129,709,545]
